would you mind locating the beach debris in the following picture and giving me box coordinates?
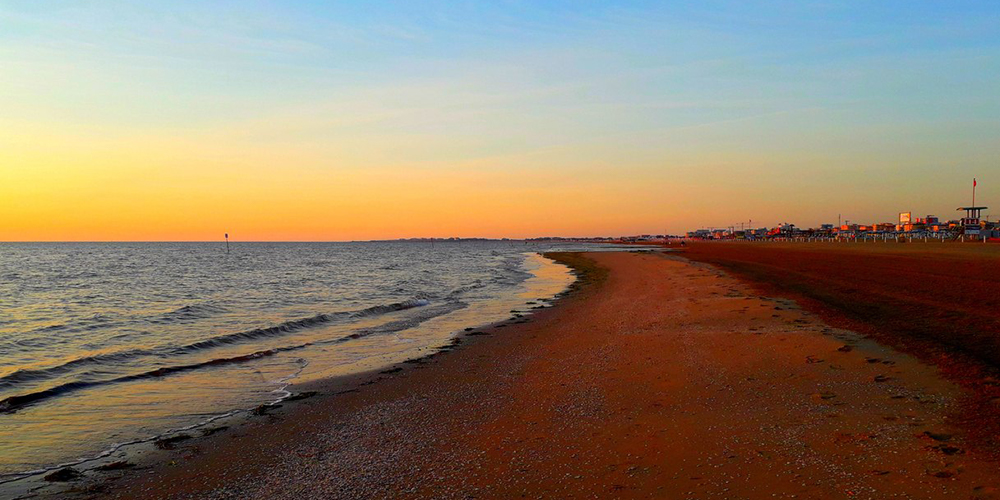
[251,404,282,416]
[922,431,953,442]
[201,426,229,436]
[95,460,134,471]
[926,466,957,479]
[834,432,877,445]
[805,355,824,364]
[837,345,853,352]
[812,391,838,402]
[44,467,82,482]
[285,391,318,402]
[929,444,964,456]
[155,434,193,449]
[873,375,891,383]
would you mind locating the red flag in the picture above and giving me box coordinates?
[974,178,977,187]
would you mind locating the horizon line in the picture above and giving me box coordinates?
[0,237,616,244]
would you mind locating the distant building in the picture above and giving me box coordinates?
[958,206,988,235]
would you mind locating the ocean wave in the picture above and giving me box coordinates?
[447,279,485,298]
[0,349,154,389]
[166,313,340,355]
[348,301,466,338]
[17,304,225,339]
[0,299,459,414]
[0,299,431,391]
[147,303,228,324]
[21,313,117,336]
[0,358,310,487]
[0,346,306,415]
[159,298,429,355]
[352,299,430,317]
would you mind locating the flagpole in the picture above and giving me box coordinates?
[973,178,976,208]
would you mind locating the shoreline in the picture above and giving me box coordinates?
[28,249,1000,498]
[1,250,590,499]
[10,251,606,499]
[88,252,608,499]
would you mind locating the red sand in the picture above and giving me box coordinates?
[683,241,1000,455]
[91,251,1000,499]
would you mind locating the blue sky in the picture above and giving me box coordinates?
[2,1,999,239]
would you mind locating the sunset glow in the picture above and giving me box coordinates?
[2,1,998,240]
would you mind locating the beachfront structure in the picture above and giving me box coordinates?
[958,206,988,236]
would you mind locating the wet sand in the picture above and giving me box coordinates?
[85,251,999,499]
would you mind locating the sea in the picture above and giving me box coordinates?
[0,240,611,488]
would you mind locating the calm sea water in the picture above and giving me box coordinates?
[0,241,586,483]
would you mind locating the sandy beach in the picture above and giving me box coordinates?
[683,241,1000,455]
[75,250,1000,499]
[7,3,999,498]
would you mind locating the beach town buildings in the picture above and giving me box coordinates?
[685,213,997,241]
[680,186,1000,241]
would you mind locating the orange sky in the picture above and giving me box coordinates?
[2,2,997,241]
[1,118,994,241]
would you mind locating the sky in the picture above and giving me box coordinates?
[1,0,998,241]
